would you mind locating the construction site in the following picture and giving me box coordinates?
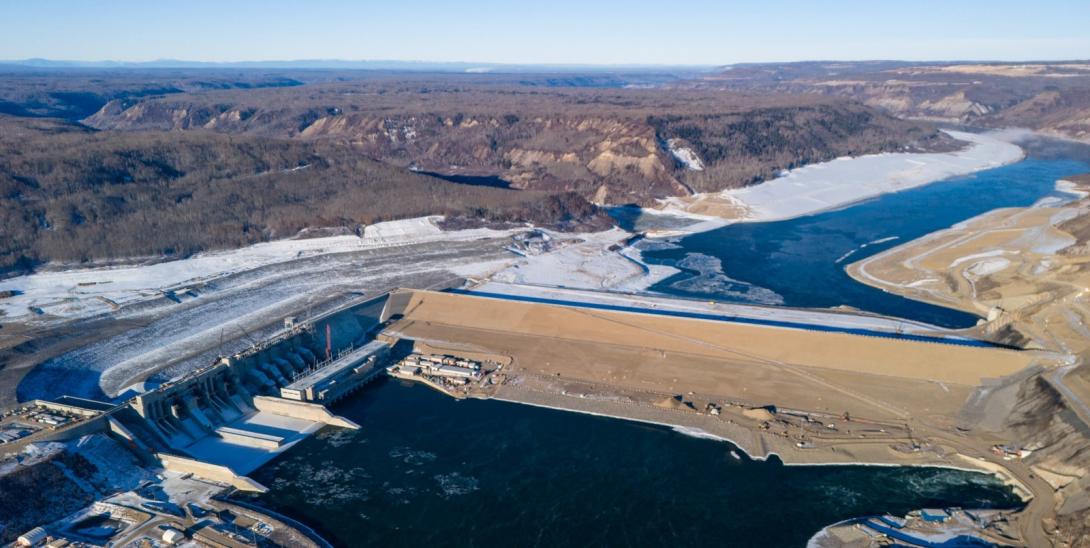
[371,282,1088,545]
[378,284,1039,449]
[844,176,1090,543]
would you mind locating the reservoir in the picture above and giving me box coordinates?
[638,157,1089,327]
[245,380,1019,547]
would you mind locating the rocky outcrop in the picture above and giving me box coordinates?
[1004,375,1090,543]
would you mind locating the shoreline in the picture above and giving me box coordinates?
[653,129,1024,225]
[0,216,518,323]
[488,389,1032,503]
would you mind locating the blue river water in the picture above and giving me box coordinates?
[246,154,1087,546]
[245,380,1020,547]
[635,158,1088,327]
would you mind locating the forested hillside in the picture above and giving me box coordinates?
[83,78,953,201]
[0,115,607,274]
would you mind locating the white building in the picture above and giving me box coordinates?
[17,527,48,547]
[162,527,186,544]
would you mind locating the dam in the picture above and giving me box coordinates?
[380,284,1039,428]
[4,283,1038,491]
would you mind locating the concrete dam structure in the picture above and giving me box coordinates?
[121,296,393,484]
[6,294,398,492]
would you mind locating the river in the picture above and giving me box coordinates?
[636,157,1088,328]
[243,380,1020,547]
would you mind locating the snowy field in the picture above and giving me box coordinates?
[490,228,677,292]
[660,130,1024,222]
[0,217,512,323]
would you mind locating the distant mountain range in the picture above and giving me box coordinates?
[0,58,713,73]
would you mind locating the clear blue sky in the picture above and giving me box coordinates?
[2,0,1088,65]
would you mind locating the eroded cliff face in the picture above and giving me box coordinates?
[83,85,950,205]
[1004,375,1090,543]
[87,103,687,203]
[306,114,688,203]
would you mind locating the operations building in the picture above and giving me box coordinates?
[280,340,390,403]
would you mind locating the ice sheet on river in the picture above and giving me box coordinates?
[661,130,1024,223]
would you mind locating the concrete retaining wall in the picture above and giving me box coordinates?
[158,453,269,493]
[251,396,359,429]
[216,426,283,449]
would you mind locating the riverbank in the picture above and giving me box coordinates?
[0,216,515,324]
[489,379,1032,498]
[835,174,1090,545]
[657,130,1024,223]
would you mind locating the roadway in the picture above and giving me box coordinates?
[451,285,1003,348]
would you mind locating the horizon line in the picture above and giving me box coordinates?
[4,57,1090,71]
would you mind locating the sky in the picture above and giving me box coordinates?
[2,0,1088,66]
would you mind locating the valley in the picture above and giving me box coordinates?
[3,61,1090,547]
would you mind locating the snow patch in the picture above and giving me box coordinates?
[671,425,730,442]
[965,258,1011,278]
[666,139,705,171]
[491,228,678,293]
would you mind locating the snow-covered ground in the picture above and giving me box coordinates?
[660,130,1024,222]
[489,131,1027,298]
[3,129,1037,402]
[666,139,705,171]
[0,217,513,322]
[471,282,959,334]
[489,228,677,292]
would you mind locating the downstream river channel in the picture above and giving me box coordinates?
[246,147,1088,546]
[245,380,1019,547]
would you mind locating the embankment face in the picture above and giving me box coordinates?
[389,290,1031,385]
[385,289,1037,421]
